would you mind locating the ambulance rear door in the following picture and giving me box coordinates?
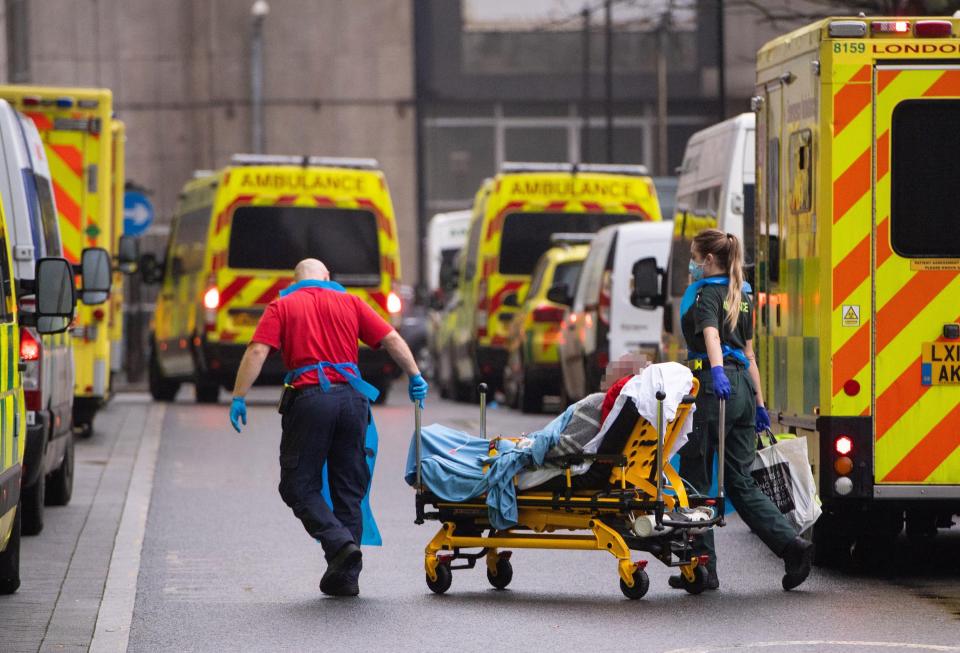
[872,64,960,495]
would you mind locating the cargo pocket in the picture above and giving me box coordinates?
[279,428,301,469]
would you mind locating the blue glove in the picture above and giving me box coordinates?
[755,405,771,433]
[408,374,429,404]
[230,397,247,433]
[710,366,732,400]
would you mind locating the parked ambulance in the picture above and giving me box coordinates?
[146,154,404,403]
[0,86,138,437]
[440,162,662,397]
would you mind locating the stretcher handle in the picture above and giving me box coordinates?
[654,390,666,531]
[717,397,726,526]
[415,399,423,493]
[478,383,488,440]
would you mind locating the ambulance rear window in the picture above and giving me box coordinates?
[891,100,960,258]
[499,212,637,275]
[228,206,381,285]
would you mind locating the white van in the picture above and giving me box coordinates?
[0,99,76,534]
[426,209,471,295]
[663,113,755,360]
[559,220,673,401]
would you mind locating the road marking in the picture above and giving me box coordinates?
[664,642,960,653]
[89,402,166,653]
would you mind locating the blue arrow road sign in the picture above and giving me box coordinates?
[123,190,155,237]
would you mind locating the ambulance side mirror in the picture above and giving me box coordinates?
[139,253,164,285]
[631,257,664,309]
[33,257,76,335]
[117,235,139,273]
[79,247,112,306]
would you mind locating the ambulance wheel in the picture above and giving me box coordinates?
[620,568,650,600]
[195,375,220,404]
[46,434,74,506]
[0,502,21,594]
[149,348,180,402]
[426,564,452,594]
[20,473,44,536]
[682,566,708,595]
[486,558,513,590]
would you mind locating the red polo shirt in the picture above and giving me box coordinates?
[251,287,393,387]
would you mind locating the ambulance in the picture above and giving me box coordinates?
[443,162,662,396]
[753,16,960,561]
[0,203,80,594]
[0,86,137,437]
[146,154,403,403]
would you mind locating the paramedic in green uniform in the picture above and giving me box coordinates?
[670,228,813,592]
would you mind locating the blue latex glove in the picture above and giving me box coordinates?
[710,366,732,400]
[755,405,771,433]
[230,397,247,433]
[408,374,429,404]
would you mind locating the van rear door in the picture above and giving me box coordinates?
[872,65,960,492]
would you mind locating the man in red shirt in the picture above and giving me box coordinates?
[230,258,427,597]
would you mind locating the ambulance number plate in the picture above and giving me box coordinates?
[228,308,263,327]
[921,342,960,385]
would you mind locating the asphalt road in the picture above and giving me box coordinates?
[3,385,960,653]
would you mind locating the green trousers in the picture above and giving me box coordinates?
[678,365,797,574]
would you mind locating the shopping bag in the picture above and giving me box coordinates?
[749,432,821,533]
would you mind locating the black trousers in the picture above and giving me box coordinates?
[277,384,370,580]
[678,366,797,574]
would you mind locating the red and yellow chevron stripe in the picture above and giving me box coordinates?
[829,64,960,485]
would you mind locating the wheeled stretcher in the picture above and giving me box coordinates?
[412,380,729,599]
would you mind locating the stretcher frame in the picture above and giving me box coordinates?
[413,379,728,599]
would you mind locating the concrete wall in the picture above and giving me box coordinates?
[21,0,418,281]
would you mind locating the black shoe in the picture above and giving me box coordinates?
[782,537,814,591]
[668,570,719,590]
[321,579,359,597]
[320,542,362,595]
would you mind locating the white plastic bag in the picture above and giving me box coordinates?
[749,434,822,533]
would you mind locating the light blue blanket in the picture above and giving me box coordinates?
[405,405,575,529]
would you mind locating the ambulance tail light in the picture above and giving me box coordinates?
[532,306,565,323]
[835,435,853,456]
[915,21,952,37]
[387,291,402,315]
[203,280,220,332]
[598,270,612,326]
[19,328,41,411]
[203,286,220,310]
[872,20,910,34]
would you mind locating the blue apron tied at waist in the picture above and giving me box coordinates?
[680,276,753,369]
[284,361,380,403]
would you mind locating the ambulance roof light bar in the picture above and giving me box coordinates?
[231,154,307,166]
[307,156,380,170]
[872,20,911,34]
[914,20,953,37]
[192,169,215,179]
[828,20,867,37]
[500,162,649,176]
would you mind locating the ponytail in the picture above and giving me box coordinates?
[691,228,746,331]
[724,234,744,332]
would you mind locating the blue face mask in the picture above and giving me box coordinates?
[688,258,706,281]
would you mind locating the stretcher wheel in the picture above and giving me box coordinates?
[426,564,452,594]
[619,568,650,600]
[486,559,513,590]
[682,566,708,595]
